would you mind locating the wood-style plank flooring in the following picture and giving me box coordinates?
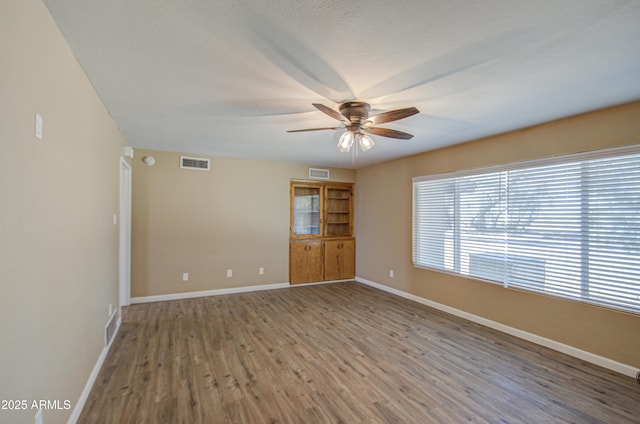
[79,282,640,423]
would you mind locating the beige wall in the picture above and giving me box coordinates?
[2,6,637,424]
[0,1,127,423]
[131,149,355,298]
[355,101,640,369]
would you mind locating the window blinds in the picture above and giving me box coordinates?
[413,146,640,314]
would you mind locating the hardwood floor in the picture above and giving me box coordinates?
[79,282,640,423]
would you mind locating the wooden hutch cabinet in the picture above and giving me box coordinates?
[289,181,355,284]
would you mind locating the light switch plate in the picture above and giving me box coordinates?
[35,113,43,140]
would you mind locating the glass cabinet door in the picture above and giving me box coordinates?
[292,186,321,236]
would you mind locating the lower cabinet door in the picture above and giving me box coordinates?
[324,239,355,281]
[290,240,324,284]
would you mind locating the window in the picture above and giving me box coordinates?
[413,145,640,314]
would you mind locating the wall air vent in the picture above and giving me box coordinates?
[309,168,330,180]
[180,156,211,171]
[104,311,118,348]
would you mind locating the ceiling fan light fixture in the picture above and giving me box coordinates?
[291,101,418,154]
[358,133,375,151]
[337,131,355,152]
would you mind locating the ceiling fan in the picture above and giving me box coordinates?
[287,101,419,153]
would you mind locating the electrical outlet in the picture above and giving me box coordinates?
[182,272,189,282]
[259,267,264,275]
[389,270,394,278]
[226,269,233,278]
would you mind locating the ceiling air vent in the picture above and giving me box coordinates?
[180,156,210,171]
[309,168,330,180]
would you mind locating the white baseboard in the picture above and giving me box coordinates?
[68,316,122,424]
[130,280,354,304]
[130,282,290,304]
[355,276,639,379]
[288,279,351,288]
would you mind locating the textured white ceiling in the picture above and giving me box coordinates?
[43,0,640,168]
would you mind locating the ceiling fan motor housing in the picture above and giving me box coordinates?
[339,101,370,124]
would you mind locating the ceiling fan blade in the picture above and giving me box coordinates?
[366,107,420,125]
[364,127,414,140]
[287,126,344,133]
[313,103,350,123]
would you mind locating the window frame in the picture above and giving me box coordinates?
[412,144,640,314]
